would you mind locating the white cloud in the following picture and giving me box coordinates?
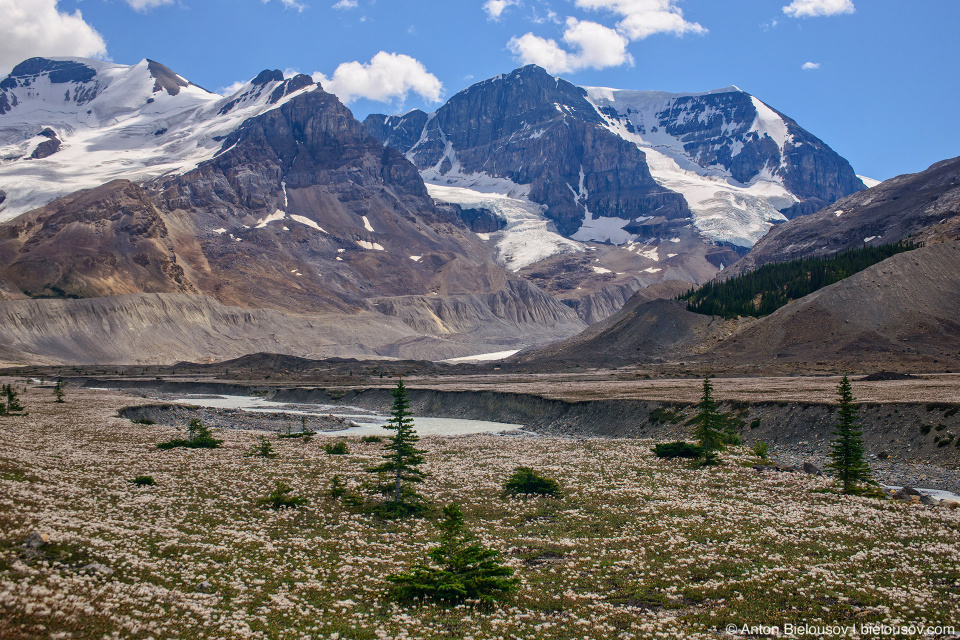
[483,0,520,20]
[574,0,706,40]
[314,52,443,104]
[782,0,854,18]
[508,18,632,74]
[122,0,174,11]
[261,0,307,12]
[219,80,248,96]
[0,0,108,76]
[332,0,357,9]
[531,8,561,24]
[801,61,821,70]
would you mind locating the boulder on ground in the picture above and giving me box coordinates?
[802,462,822,475]
[892,487,922,501]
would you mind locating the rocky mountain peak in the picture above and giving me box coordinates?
[1,57,99,88]
[252,69,285,86]
[146,59,198,96]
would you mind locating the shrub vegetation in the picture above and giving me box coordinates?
[652,441,703,459]
[503,467,562,497]
[157,419,223,450]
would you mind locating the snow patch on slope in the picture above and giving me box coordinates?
[290,214,327,233]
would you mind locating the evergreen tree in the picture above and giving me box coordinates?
[0,385,7,416]
[4,384,25,414]
[53,379,65,403]
[386,503,518,605]
[827,375,873,493]
[367,378,427,516]
[693,376,723,464]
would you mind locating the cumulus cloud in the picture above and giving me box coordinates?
[508,18,632,74]
[0,0,108,76]
[483,0,520,20]
[122,0,174,11]
[574,0,706,40]
[783,0,854,18]
[332,0,357,9]
[314,52,443,104]
[801,61,821,70]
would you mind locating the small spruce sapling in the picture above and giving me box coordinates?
[366,378,427,516]
[245,435,277,458]
[53,380,65,403]
[4,384,25,414]
[386,503,518,605]
[330,474,347,498]
[257,481,306,509]
[693,376,724,465]
[827,375,873,493]
[752,441,770,460]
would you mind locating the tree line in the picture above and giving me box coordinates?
[680,242,916,319]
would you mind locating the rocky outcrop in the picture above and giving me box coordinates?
[366,65,689,238]
[29,128,61,159]
[728,156,960,275]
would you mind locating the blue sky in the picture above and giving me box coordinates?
[3,0,958,181]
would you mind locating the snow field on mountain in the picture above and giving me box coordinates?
[584,86,797,247]
[0,59,319,222]
[425,181,584,271]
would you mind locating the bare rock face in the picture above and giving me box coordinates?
[366,65,690,237]
[728,156,960,276]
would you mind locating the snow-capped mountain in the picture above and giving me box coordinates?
[0,57,588,364]
[365,65,865,254]
[0,57,318,220]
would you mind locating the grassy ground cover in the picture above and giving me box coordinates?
[1,384,958,639]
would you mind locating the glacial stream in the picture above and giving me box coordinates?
[172,394,526,437]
